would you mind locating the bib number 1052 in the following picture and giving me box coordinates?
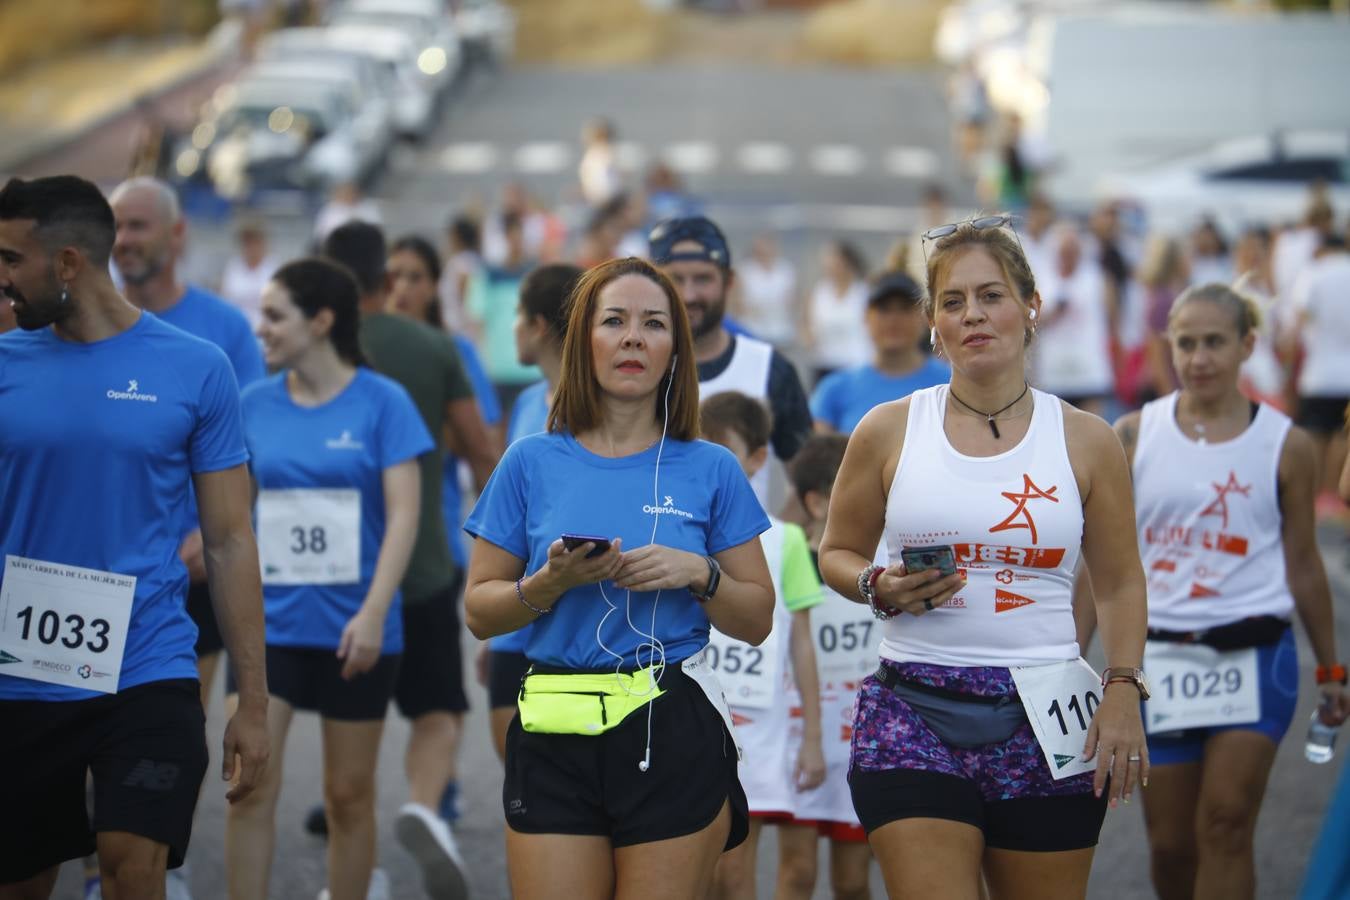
[15,606,111,654]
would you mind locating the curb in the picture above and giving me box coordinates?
[0,25,241,175]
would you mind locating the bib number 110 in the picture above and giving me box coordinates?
[1047,690,1100,736]
[15,605,111,653]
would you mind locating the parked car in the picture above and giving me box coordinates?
[245,58,395,166]
[186,79,374,198]
[330,0,464,96]
[452,0,515,66]
[260,27,438,140]
[1100,131,1350,235]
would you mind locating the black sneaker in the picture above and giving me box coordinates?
[304,802,328,838]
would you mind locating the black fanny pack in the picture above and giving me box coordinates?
[874,665,1028,749]
[1147,615,1290,652]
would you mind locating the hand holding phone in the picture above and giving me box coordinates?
[561,533,613,559]
[899,545,959,577]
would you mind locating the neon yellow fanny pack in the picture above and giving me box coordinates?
[518,666,665,735]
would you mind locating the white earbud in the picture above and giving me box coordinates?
[1029,309,1038,320]
[638,751,651,772]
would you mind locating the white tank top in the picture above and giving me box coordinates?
[808,280,870,370]
[700,335,774,503]
[1133,392,1292,631]
[880,385,1083,667]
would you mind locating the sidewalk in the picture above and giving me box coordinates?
[0,28,237,175]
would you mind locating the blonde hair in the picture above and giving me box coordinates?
[1138,235,1186,290]
[1167,282,1263,338]
[923,216,1036,344]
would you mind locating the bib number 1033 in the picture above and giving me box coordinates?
[0,555,134,694]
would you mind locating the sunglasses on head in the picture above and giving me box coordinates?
[920,215,1023,263]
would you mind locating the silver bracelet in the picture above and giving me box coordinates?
[515,577,551,616]
[858,565,895,621]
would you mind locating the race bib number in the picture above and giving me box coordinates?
[1010,658,1102,780]
[257,489,360,585]
[706,625,781,710]
[682,647,742,760]
[1143,641,1260,734]
[0,555,134,694]
[812,590,881,689]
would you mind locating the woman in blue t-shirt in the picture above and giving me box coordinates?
[225,258,432,900]
[464,257,775,897]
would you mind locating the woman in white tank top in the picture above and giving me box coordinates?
[818,217,1149,899]
[1094,283,1349,900]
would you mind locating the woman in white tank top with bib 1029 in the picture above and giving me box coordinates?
[819,216,1148,900]
[1084,283,1350,900]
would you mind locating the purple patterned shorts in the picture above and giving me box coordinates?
[850,660,1096,802]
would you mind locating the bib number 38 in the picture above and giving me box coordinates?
[257,489,361,586]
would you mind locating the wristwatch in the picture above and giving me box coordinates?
[1101,667,1151,700]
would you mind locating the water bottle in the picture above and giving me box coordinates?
[1305,704,1339,764]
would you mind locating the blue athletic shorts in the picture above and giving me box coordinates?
[1146,627,1298,766]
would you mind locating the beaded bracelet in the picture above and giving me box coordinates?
[515,577,551,616]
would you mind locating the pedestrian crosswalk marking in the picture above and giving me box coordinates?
[738,142,793,174]
[435,141,940,179]
[438,142,497,174]
[514,141,572,174]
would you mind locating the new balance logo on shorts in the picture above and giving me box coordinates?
[122,759,181,792]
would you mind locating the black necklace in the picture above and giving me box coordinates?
[948,382,1030,439]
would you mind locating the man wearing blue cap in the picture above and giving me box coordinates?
[649,216,812,503]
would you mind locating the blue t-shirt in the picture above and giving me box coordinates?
[154,284,266,537]
[809,357,950,434]
[488,379,552,653]
[464,432,769,669]
[156,285,266,389]
[507,380,550,446]
[242,369,434,654]
[442,334,502,569]
[0,314,248,701]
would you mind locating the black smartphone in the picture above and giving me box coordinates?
[561,533,612,558]
[899,545,959,577]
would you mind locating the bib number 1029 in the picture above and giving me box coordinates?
[1046,690,1100,736]
[15,606,111,653]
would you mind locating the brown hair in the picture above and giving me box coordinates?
[1168,282,1263,338]
[700,391,772,454]
[788,434,849,507]
[548,257,700,440]
[923,216,1036,342]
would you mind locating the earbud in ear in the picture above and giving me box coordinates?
[1029,309,1038,320]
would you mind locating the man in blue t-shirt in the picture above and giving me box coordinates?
[110,177,267,721]
[810,271,949,435]
[0,176,268,898]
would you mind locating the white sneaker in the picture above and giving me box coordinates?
[165,866,194,900]
[317,867,390,900]
[395,802,469,900]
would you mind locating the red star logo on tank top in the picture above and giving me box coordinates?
[989,474,1060,545]
[1199,471,1251,530]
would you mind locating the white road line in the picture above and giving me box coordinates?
[438,142,497,174]
[808,144,866,177]
[513,141,572,174]
[614,141,648,172]
[663,141,719,175]
[885,146,940,179]
[738,142,793,174]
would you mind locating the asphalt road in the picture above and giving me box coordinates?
[32,59,1350,899]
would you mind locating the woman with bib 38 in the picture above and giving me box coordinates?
[818,216,1149,899]
[463,257,775,900]
[1084,283,1349,900]
[226,259,431,900]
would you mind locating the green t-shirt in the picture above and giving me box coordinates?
[778,521,824,612]
[466,264,540,386]
[360,313,474,602]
